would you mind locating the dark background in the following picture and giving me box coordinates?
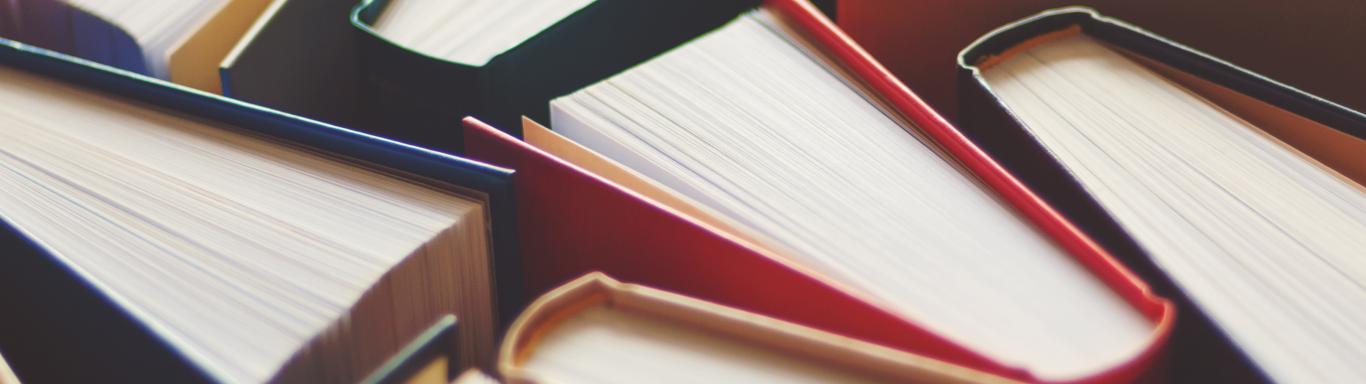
[839,0,1366,121]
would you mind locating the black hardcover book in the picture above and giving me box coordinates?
[222,0,835,154]
[957,7,1366,383]
[350,0,760,153]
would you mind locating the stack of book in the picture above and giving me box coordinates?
[0,0,1361,383]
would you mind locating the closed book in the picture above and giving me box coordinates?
[461,0,1185,379]
[223,0,834,154]
[0,39,523,383]
[463,2,1181,382]
[489,0,1174,381]
[5,0,271,92]
[349,0,757,153]
[459,3,1177,373]
[958,7,1366,383]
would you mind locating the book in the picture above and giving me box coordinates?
[163,0,275,93]
[500,272,1015,384]
[469,116,997,380]
[6,0,272,92]
[0,39,523,383]
[463,1,1174,382]
[349,0,760,152]
[958,7,1366,383]
[0,349,15,384]
[220,0,836,151]
[359,315,458,384]
[368,0,593,66]
[547,4,1159,383]
[220,0,365,129]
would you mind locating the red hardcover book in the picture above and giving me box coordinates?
[464,1,1173,382]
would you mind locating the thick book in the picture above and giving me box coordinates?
[0,39,523,383]
[500,272,1015,384]
[3,0,271,93]
[460,5,1175,380]
[958,7,1366,383]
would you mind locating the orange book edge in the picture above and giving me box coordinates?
[499,273,1017,384]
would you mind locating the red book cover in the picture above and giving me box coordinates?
[464,1,1173,382]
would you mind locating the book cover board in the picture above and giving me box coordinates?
[500,272,1017,384]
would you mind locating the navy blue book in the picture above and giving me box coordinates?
[0,38,521,383]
